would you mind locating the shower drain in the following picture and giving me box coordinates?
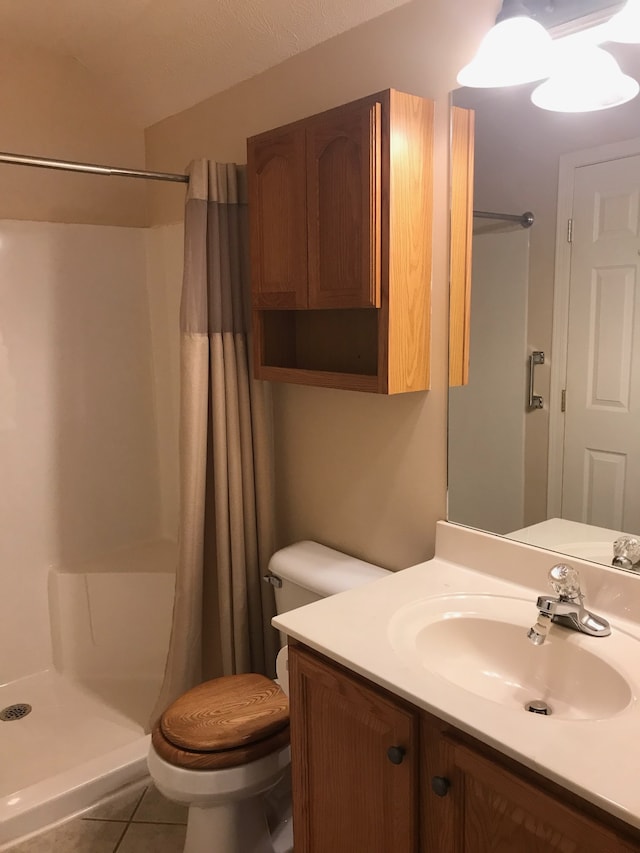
[0,703,32,721]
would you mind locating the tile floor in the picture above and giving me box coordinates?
[5,780,188,853]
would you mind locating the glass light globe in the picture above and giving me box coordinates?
[531,45,639,112]
[457,16,553,88]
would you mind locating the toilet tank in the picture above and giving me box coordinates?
[268,540,390,615]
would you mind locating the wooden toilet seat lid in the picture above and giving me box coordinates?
[152,720,290,770]
[160,673,289,752]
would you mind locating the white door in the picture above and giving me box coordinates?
[561,154,640,531]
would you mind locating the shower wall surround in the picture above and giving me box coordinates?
[0,220,176,682]
[144,223,183,541]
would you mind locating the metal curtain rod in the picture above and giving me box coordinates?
[473,209,534,228]
[0,151,189,184]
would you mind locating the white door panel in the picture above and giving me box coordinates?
[562,155,640,532]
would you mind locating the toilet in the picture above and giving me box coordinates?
[147,540,390,853]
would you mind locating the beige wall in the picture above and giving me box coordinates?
[145,0,499,569]
[145,0,498,225]
[0,39,147,226]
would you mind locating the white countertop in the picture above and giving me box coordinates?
[506,517,636,568]
[273,521,640,830]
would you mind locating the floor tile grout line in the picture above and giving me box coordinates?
[80,784,149,826]
[111,820,130,853]
[6,783,191,851]
[128,785,150,823]
[112,786,148,853]
[83,817,133,824]
[5,784,157,852]
[110,783,185,851]
[83,815,187,826]
[111,816,188,853]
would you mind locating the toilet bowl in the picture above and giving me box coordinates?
[148,740,291,853]
[147,541,390,853]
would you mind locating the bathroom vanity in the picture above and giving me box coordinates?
[289,645,638,851]
[274,523,640,852]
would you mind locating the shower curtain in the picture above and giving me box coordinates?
[151,160,279,723]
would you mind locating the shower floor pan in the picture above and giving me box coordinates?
[0,669,159,848]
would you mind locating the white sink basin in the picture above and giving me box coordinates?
[388,594,637,720]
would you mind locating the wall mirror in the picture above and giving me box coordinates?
[448,11,640,573]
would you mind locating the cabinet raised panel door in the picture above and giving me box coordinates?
[422,723,639,853]
[306,100,381,310]
[458,742,637,853]
[289,645,419,853]
[248,125,307,309]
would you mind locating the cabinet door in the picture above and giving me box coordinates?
[306,99,381,309]
[248,125,308,309]
[289,646,418,853]
[422,720,639,852]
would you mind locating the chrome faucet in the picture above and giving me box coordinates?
[612,536,640,572]
[527,564,611,646]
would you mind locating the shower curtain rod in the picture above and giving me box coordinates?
[473,209,534,228]
[0,150,189,183]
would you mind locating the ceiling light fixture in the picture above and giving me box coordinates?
[531,44,640,111]
[457,0,640,113]
[456,0,553,88]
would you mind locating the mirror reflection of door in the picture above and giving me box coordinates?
[555,149,640,530]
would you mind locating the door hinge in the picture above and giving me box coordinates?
[567,218,573,243]
[561,389,566,412]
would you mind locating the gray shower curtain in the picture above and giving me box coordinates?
[151,160,279,724]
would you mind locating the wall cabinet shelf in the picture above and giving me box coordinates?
[289,644,640,852]
[247,89,434,394]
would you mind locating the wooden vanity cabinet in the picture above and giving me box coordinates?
[288,644,640,853]
[288,643,420,852]
[421,715,639,853]
[247,89,433,394]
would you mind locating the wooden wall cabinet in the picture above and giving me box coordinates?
[289,644,640,853]
[247,89,433,394]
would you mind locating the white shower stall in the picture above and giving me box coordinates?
[0,218,183,844]
[448,226,530,535]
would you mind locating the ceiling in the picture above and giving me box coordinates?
[0,0,412,128]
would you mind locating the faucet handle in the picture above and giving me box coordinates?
[613,536,640,567]
[548,563,582,600]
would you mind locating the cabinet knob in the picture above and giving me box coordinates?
[387,745,406,765]
[431,776,451,797]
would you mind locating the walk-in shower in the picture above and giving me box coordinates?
[0,151,186,846]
